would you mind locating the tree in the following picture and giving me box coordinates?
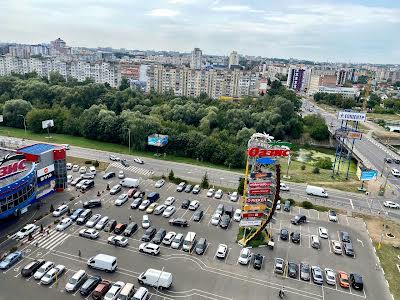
[168,169,175,181]
[303,114,330,141]
[201,172,209,189]
[237,177,245,196]
[49,71,66,85]
[2,99,33,128]
[368,93,381,109]
[119,77,130,91]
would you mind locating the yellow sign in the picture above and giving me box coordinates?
[243,204,267,211]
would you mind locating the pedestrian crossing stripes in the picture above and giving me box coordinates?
[15,228,71,251]
[109,162,154,177]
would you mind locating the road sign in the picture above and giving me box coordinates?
[242,212,264,218]
[240,220,262,227]
[335,129,362,139]
[243,204,267,211]
[337,111,366,122]
[361,170,378,181]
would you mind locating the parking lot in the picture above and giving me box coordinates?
[0,162,392,300]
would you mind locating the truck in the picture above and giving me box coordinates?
[306,185,328,198]
[120,178,139,188]
[87,254,117,272]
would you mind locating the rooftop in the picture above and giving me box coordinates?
[18,143,60,155]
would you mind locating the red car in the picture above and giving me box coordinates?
[114,223,127,234]
[338,271,350,288]
[127,188,137,198]
[91,280,111,300]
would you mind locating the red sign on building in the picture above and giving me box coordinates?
[247,147,290,157]
[249,188,271,195]
[249,182,272,188]
[0,159,27,180]
[246,198,268,204]
[242,212,264,218]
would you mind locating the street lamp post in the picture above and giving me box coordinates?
[381,157,387,177]
[17,114,27,136]
[126,128,131,153]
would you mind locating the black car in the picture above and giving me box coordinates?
[81,180,95,192]
[253,254,263,270]
[288,262,298,278]
[181,199,190,209]
[219,215,231,229]
[195,238,207,255]
[121,159,129,167]
[103,219,117,232]
[385,158,392,163]
[280,228,289,240]
[21,259,45,277]
[141,227,157,242]
[69,208,84,221]
[83,199,102,209]
[343,242,354,257]
[224,206,234,218]
[80,275,102,296]
[133,191,145,198]
[130,198,142,209]
[291,214,307,225]
[339,231,351,243]
[169,218,189,227]
[395,159,400,164]
[350,273,364,290]
[184,185,193,193]
[124,222,138,237]
[152,228,167,244]
[290,231,301,244]
[193,210,204,222]
[102,172,115,180]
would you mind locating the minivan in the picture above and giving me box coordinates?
[89,166,96,175]
[147,192,160,203]
[182,231,196,252]
[77,209,92,225]
[311,235,320,249]
[65,269,87,293]
[118,283,135,300]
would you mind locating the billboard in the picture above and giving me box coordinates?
[249,188,271,195]
[148,134,168,147]
[0,115,3,122]
[249,181,272,188]
[0,154,28,180]
[247,147,290,157]
[240,219,262,227]
[335,129,362,140]
[42,119,54,129]
[337,111,366,122]
[245,197,268,204]
[242,212,264,218]
[357,166,378,181]
[243,204,267,211]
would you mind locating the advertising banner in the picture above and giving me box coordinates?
[243,204,267,211]
[247,147,290,158]
[240,220,262,227]
[41,119,54,129]
[337,111,366,122]
[335,129,362,140]
[249,188,271,195]
[242,212,264,218]
[148,134,168,147]
[246,197,268,204]
[0,158,27,180]
[357,166,378,181]
[249,181,272,188]
[37,164,55,177]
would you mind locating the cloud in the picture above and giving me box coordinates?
[212,5,251,12]
[168,0,196,4]
[147,8,180,17]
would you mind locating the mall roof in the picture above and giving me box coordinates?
[18,143,60,155]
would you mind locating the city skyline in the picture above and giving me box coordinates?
[1,0,399,64]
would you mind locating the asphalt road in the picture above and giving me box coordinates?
[0,165,391,300]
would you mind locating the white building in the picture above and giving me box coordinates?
[318,86,358,98]
[190,48,202,70]
[228,51,239,68]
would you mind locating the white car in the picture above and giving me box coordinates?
[328,210,338,222]
[76,179,90,189]
[318,227,328,239]
[214,189,223,199]
[80,173,95,179]
[324,268,336,285]
[115,194,129,206]
[163,206,176,218]
[154,204,167,215]
[79,228,99,239]
[67,174,73,184]
[118,170,125,179]
[52,204,69,217]
[233,209,242,222]
[66,163,72,170]
[155,179,165,188]
[142,215,150,229]
[40,265,65,285]
[110,184,122,195]
[216,244,228,259]
[139,242,160,255]
[238,248,252,265]
[72,165,79,172]
[139,200,151,210]
[104,281,125,300]
[276,200,281,210]
[56,217,72,231]
[95,216,109,230]
[189,200,199,211]
[331,240,342,254]
[15,224,38,240]
[171,233,184,249]
[86,214,102,228]
[229,192,239,202]
[108,235,129,247]
[79,166,87,174]
[109,154,120,161]
[211,213,221,226]
[206,188,215,197]
[391,168,400,177]
[164,196,175,206]
[280,182,290,191]
[384,201,400,209]
[134,158,144,164]
[162,231,176,245]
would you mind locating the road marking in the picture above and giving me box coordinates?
[224,248,231,263]
[357,239,364,247]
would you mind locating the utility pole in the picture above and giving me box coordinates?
[127,128,131,153]
[17,114,27,136]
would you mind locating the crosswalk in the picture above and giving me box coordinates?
[13,228,71,251]
[109,162,154,177]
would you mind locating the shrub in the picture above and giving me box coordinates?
[161,174,166,179]
[201,172,210,189]
[302,201,314,209]
[301,164,306,170]
[315,157,332,170]
[168,169,175,181]
[312,167,320,174]
[85,160,92,164]
[286,198,296,206]
[9,246,18,253]
[93,160,99,167]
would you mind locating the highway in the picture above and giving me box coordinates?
[2,135,400,220]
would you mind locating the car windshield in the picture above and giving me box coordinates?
[341,277,349,283]
[105,292,114,298]
[302,265,309,272]
[69,278,77,284]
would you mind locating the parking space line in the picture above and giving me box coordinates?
[203,243,211,255]
[317,211,320,220]
[328,239,332,253]
[224,248,231,263]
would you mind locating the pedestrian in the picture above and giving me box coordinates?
[40,224,43,233]
[78,249,81,258]
[129,215,132,222]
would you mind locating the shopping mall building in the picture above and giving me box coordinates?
[0,143,67,220]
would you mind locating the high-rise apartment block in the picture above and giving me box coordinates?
[228,51,239,68]
[287,66,311,92]
[190,48,202,70]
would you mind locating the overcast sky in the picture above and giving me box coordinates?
[1,0,399,63]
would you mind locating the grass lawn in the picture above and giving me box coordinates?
[368,113,400,122]
[67,156,109,172]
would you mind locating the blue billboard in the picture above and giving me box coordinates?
[148,134,168,147]
[360,170,378,181]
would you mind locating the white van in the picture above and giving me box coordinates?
[137,269,173,289]
[89,166,96,175]
[132,287,149,300]
[306,185,328,198]
[182,232,196,252]
[117,282,135,300]
[87,254,117,272]
[120,178,139,188]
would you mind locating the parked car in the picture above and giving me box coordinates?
[216,203,224,215]
[154,204,167,215]
[328,210,338,222]
[114,223,127,234]
[253,254,263,270]
[127,188,137,198]
[324,268,336,285]
[133,191,145,198]
[193,210,204,222]
[41,265,65,285]
[384,157,393,163]
[283,200,291,212]
[95,216,109,230]
[118,171,125,179]
[80,173,95,180]
[70,208,84,221]
[56,217,73,231]
[233,209,242,222]
[162,206,176,217]
[115,194,129,206]
[139,243,160,255]
[66,163,72,170]
[288,262,298,278]
[103,172,116,180]
[155,179,165,188]
[318,227,328,239]
[184,184,193,193]
[238,248,252,265]
[291,214,306,225]
[103,219,117,233]
[188,200,199,211]
[162,231,176,246]
[311,266,324,284]
[280,182,290,191]
[83,199,101,209]
[229,191,239,202]
[92,280,111,300]
[81,180,95,192]
[164,196,175,206]
[383,200,400,209]
[80,275,102,296]
[275,258,284,274]
[219,215,231,229]
[176,182,186,192]
[290,231,301,243]
[79,166,87,174]
[211,213,221,226]
[338,271,350,288]
[280,228,289,240]
[195,238,207,255]
[109,154,120,161]
[339,231,351,243]
[146,203,158,214]
[110,184,122,195]
[141,227,157,242]
[67,175,73,184]
[170,233,184,249]
[192,185,201,194]
[72,165,80,172]
[152,228,167,244]
[216,244,228,259]
[391,168,400,177]
[331,240,343,254]
[214,189,223,199]
[169,218,188,227]
[123,222,138,237]
[0,251,23,270]
[141,215,150,229]
[206,188,215,197]
[85,214,101,228]
[343,242,354,257]
[130,198,142,209]
[53,204,69,217]
[104,281,125,300]
[108,235,129,247]
[139,200,151,210]
[181,199,190,209]
[21,260,45,277]
[79,228,100,239]
[350,273,364,290]
[300,262,311,281]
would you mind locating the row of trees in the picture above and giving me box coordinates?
[0,73,308,168]
[313,92,357,109]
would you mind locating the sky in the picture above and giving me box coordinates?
[1,0,399,64]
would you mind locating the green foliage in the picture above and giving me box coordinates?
[302,201,314,209]
[314,92,356,109]
[286,198,296,206]
[356,75,368,84]
[301,164,306,170]
[119,77,130,91]
[168,169,175,181]
[201,172,209,189]
[312,167,320,174]
[315,157,332,170]
[2,99,32,128]
[93,160,100,167]
[237,177,245,196]
[368,93,381,109]
[303,114,330,141]
[85,160,92,164]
